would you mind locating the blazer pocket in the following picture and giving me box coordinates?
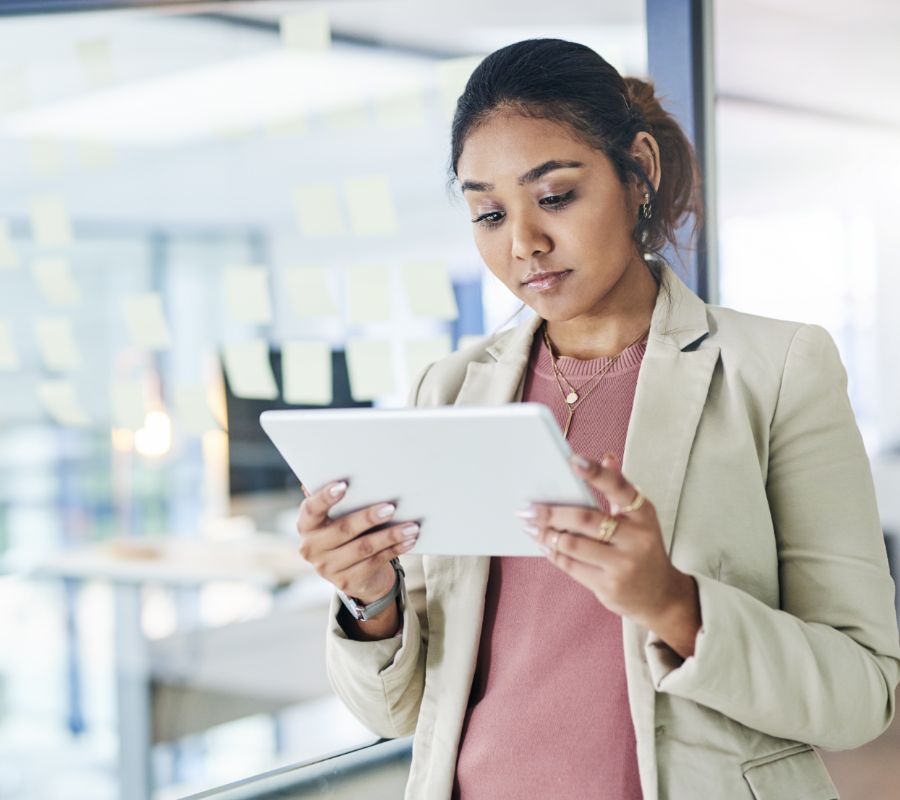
[741,744,839,800]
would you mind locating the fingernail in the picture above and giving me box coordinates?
[376,503,396,519]
[401,523,420,538]
[398,538,416,551]
[522,524,539,538]
[330,482,348,497]
[572,454,591,469]
[537,543,552,556]
[514,507,537,519]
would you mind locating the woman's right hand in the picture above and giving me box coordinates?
[296,480,420,603]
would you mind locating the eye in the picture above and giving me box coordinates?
[471,190,576,230]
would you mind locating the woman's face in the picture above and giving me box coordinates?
[456,111,654,323]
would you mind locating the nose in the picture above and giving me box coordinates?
[509,215,551,261]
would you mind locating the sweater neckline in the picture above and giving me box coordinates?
[530,327,647,379]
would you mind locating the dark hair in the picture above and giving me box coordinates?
[446,38,704,335]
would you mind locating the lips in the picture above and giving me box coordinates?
[522,270,572,286]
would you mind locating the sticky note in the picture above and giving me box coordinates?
[122,293,172,350]
[280,10,331,50]
[78,140,114,170]
[345,265,392,325]
[404,336,451,384]
[35,317,82,371]
[0,219,19,270]
[292,183,346,238]
[283,266,338,318]
[437,56,483,120]
[28,139,64,177]
[222,339,278,400]
[345,338,395,401]
[282,340,332,405]
[0,67,28,114]
[77,38,114,88]
[173,386,220,435]
[457,334,486,352]
[322,103,368,131]
[375,90,427,129]
[0,320,20,371]
[32,257,81,306]
[224,265,273,324]
[37,380,91,427]
[401,261,458,320]
[265,114,307,137]
[30,195,73,249]
[111,380,146,429]
[343,174,399,236]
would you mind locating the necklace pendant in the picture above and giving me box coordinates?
[565,391,578,405]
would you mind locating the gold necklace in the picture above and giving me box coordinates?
[541,321,649,439]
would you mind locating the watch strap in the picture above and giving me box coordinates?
[338,557,405,621]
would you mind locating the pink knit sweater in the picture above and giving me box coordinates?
[452,325,646,799]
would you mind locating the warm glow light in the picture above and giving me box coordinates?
[111,427,134,452]
[134,410,172,458]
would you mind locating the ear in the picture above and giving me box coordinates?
[629,132,662,196]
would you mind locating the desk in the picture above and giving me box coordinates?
[21,534,319,800]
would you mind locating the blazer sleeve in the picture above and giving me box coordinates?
[323,363,433,739]
[643,322,900,751]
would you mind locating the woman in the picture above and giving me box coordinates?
[296,39,900,798]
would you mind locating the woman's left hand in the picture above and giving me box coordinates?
[516,451,701,657]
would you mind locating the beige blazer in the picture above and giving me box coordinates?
[325,263,900,799]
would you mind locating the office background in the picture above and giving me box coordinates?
[0,1,899,798]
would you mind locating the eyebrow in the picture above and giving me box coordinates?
[460,159,585,193]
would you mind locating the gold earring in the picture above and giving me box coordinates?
[640,192,652,221]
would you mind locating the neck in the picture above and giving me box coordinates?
[543,259,659,359]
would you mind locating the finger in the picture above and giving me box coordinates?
[327,521,420,573]
[299,499,402,565]
[541,539,606,589]
[532,526,628,568]
[297,479,350,533]
[569,452,652,519]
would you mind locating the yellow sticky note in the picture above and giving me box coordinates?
[404,336,452,385]
[401,261,459,320]
[292,183,346,238]
[282,341,333,405]
[343,174,399,236]
[345,338,395,401]
[78,140,115,170]
[322,103,368,131]
[123,293,172,350]
[77,38,114,88]
[35,317,82,371]
[110,380,146,429]
[375,90,427,129]
[173,386,220,435]
[222,339,278,400]
[283,266,338,318]
[0,67,28,114]
[280,11,331,51]
[265,114,307,138]
[28,139,64,177]
[0,320,20,371]
[30,195,73,249]
[32,257,81,306]
[37,380,91,427]
[457,334,487,352]
[0,219,19,270]
[437,56,483,120]
[345,265,392,325]
[224,265,273,324]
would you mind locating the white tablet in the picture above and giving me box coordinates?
[260,403,598,556]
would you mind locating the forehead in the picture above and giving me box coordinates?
[457,112,599,180]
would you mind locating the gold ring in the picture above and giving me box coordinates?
[618,486,646,514]
[597,516,619,543]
